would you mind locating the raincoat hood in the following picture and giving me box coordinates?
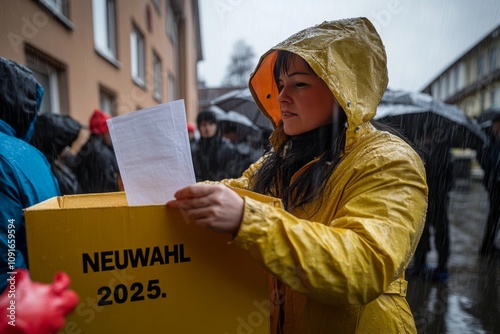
[31,113,82,162]
[0,56,43,141]
[249,17,388,148]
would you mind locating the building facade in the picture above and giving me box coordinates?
[422,24,500,118]
[0,0,202,127]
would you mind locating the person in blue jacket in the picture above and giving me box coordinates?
[0,57,61,293]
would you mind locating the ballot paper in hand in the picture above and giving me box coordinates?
[107,99,196,205]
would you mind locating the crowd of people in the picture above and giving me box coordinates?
[1,15,500,332]
[190,109,264,182]
[0,55,264,294]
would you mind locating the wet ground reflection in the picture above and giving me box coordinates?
[407,180,500,333]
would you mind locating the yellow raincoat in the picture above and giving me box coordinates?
[223,17,428,333]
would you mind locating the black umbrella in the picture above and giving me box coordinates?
[210,88,273,132]
[374,89,489,151]
[218,110,261,143]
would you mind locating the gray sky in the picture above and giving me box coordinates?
[197,0,500,91]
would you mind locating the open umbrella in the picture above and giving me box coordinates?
[210,88,273,132]
[374,89,489,151]
[219,110,262,143]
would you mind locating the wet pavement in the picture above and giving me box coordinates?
[407,179,500,334]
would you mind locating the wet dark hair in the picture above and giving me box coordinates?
[196,110,218,126]
[272,49,314,85]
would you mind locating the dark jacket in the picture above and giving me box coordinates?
[72,135,119,193]
[31,113,82,194]
[191,136,240,181]
[0,57,60,292]
[478,135,500,192]
[233,141,263,175]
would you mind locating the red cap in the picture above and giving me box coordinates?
[89,109,111,135]
[187,122,195,133]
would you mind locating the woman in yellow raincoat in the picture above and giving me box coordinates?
[168,17,428,333]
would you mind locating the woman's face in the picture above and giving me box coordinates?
[276,54,337,136]
[198,120,217,138]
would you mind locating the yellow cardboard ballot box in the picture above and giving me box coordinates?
[25,190,279,333]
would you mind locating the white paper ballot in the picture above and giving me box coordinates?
[107,99,196,205]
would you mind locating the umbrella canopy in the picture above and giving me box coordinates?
[374,89,489,151]
[219,110,261,143]
[476,106,500,129]
[210,88,273,132]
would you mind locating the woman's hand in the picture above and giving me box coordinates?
[166,184,244,236]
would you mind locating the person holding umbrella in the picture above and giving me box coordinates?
[409,124,454,282]
[477,115,500,257]
[167,18,427,332]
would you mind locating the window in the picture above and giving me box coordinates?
[465,62,471,85]
[457,62,466,90]
[166,0,178,46]
[450,67,459,94]
[92,0,117,62]
[131,25,145,86]
[439,77,446,100]
[489,46,498,72]
[431,81,439,99]
[477,54,485,79]
[41,0,68,16]
[491,86,500,107]
[153,52,163,101]
[442,73,450,99]
[168,74,177,101]
[99,88,116,116]
[25,45,68,115]
[38,0,73,28]
[31,68,54,115]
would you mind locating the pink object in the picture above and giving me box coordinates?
[0,269,79,334]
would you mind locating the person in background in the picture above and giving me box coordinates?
[0,57,61,293]
[220,121,263,175]
[168,18,427,333]
[478,115,500,257]
[409,126,454,282]
[73,109,119,193]
[31,113,83,195]
[190,110,239,181]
